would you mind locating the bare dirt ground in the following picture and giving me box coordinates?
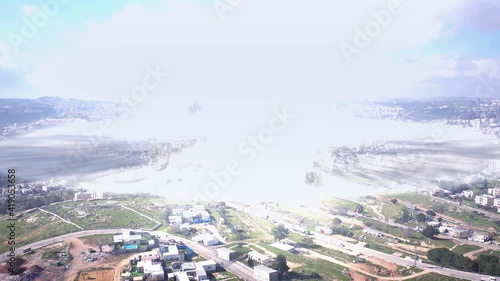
[365,256,399,275]
[17,238,135,281]
[348,268,370,281]
[77,269,114,281]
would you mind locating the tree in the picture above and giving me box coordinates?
[301,237,314,245]
[332,218,342,225]
[272,224,290,241]
[390,199,398,204]
[354,204,364,213]
[421,225,439,239]
[248,257,254,268]
[426,210,436,217]
[271,254,289,280]
[416,213,427,222]
[90,236,110,253]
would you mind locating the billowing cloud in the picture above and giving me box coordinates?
[9,0,500,101]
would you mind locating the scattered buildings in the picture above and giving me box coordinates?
[169,205,212,224]
[217,248,237,261]
[74,190,103,201]
[254,265,279,281]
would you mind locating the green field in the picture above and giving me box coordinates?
[381,203,406,220]
[41,200,158,230]
[392,193,499,231]
[0,210,80,253]
[257,241,351,281]
[452,244,481,255]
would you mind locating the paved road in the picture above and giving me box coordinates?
[229,202,496,281]
[1,229,256,281]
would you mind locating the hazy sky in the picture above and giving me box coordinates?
[1,0,500,102]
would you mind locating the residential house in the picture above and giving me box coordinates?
[195,260,216,272]
[169,216,183,226]
[161,245,181,261]
[199,211,211,222]
[254,265,279,281]
[362,228,382,237]
[475,195,495,207]
[172,208,184,216]
[136,260,164,281]
[248,251,272,264]
[468,234,486,242]
[114,230,142,246]
[192,234,219,246]
[270,242,295,253]
[217,248,237,261]
[430,189,445,197]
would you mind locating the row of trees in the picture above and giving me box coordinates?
[428,248,500,276]
[0,189,76,214]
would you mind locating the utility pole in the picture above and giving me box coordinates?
[414,245,418,267]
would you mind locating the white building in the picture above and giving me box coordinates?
[363,228,382,237]
[74,191,103,201]
[113,230,141,245]
[137,260,164,281]
[254,265,279,281]
[169,216,183,225]
[74,191,93,201]
[174,272,190,281]
[248,251,272,264]
[315,225,333,235]
[270,242,295,253]
[475,195,495,207]
[172,208,184,216]
[494,198,500,207]
[487,187,500,197]
[217,248,237,261]
[162,245,180,260]
[200,211,211,220]
[193,205,206,212]
[461,190,476,199]
[192,234,219,246]
[468,234,486,242]
[195,260,216,272]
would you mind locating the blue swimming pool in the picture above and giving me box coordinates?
[124,244,138,250]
